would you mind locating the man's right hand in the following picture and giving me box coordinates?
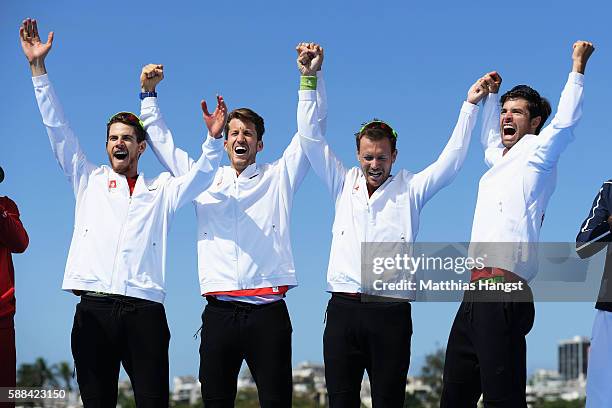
[572,41,595,74]
[296,42,324,76]
[20,18,53,77]
[141,64,164,92]
[201,95,228,139]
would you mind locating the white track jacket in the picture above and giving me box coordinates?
[469,72,585,282]
[297,82,479,293]
[33,74,223,303]
[141,72,327,294]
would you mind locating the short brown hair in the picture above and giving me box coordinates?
[224,108,265,140]
[355,120,397,152]
[106,112,147,143]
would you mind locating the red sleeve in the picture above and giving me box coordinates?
[0,197,29,253]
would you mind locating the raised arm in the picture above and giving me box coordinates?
[529,41,594,170]
[165,133,225,211]
[0,198,29,254]
[479,72,504,167]
[409,76,484,208]
[270,43,330,195]
[296,43,347,200]
[140,64,196,176]
[140,65,227,208]
[21,18,95,196]
[576,181,612,259]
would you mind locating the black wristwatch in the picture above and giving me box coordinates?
[139,91,157,100]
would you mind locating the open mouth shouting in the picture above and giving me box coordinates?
[113,149,128,161]
[503,124,516,137]
[367,169,384,183]
[234,145,248,157]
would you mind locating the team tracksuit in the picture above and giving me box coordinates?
[32,74,223,407]
[141,72,326,407]
[297,71,479,407]
[442,72,585,407]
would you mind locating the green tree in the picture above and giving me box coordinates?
[420,347,445,408]
[117,389,136,408]
[54,361,74,392]
[532,398,586,408]
[234,388,260,408]
[17,357,58,387]
[404,392,425,407]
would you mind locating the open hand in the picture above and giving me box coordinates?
[20,18,53,76]
[202,95,228,139]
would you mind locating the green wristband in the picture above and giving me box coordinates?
[300,76,317,90]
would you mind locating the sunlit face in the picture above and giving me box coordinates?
[106,122,145,178]
[224,118,263,175]
[500,98,541,149]
[357,136,397,196]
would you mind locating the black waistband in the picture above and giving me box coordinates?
[330,292,411,305]
[80,292,158,306]
[331,292,362,302]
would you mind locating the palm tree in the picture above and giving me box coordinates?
[54,361,74,392]
[35,357,59,387]
[17,363,40,387]
[420,347,445,408]
[16,357,59,387]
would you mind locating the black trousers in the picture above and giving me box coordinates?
[323,294,412,408]
[440,288,535,408]
[199,297,293,407]
[71,294,170,407]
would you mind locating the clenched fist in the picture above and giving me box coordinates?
[141,64,164,92]
[483,71,502,94]
[296,42,324,76]
[572,41,595,74]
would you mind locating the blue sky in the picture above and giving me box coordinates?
[2,0,611,382]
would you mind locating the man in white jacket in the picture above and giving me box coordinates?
[296,44,489,407]
[441,41,595,408]
[139,45,326,407]
[20,18,226,407]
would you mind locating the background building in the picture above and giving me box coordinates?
[558,336,590,381]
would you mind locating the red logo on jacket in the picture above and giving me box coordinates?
[109,180,117,189]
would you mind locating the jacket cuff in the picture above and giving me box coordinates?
[31,73,50,87]
[202,134,224,150]
[569,71,584,85]
[298,89,317,101]
[485,92,497,103]
[461,101,479,114]
[141,96,158,110]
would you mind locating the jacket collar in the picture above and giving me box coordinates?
[356,171,395,202]
[106,168,156,194]
[230,162,259,180]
